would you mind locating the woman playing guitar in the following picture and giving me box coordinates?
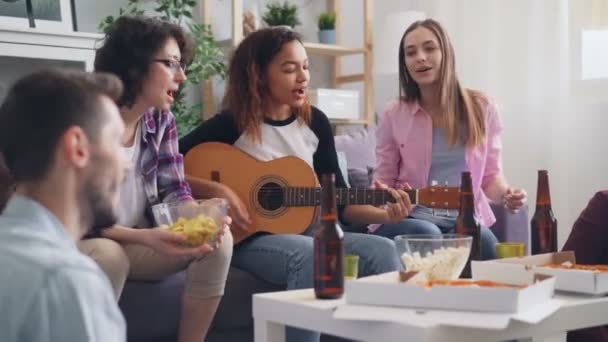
[180,27,410,342]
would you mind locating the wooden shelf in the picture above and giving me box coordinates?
[217,40,365,58]
[302,42,365,57]
[329,118,369,125]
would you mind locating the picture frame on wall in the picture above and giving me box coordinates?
[0,0,73,32]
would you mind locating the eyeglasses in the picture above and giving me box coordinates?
[153,59,187,74]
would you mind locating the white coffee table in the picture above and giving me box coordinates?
[253,289,608,342]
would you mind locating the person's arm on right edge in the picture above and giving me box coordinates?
[564,194,608,342]
[562,191,608,264]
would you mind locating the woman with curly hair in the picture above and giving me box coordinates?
[78,16,232,342]
[180,27,408,342]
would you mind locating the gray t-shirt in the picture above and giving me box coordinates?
[410,128,467,228]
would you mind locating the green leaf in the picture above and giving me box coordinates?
[318,11,336,30]
[263,1,301,27]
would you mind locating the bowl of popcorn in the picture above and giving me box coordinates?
[395,234,472,281]
[151,198,228,247]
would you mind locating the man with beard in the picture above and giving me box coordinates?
[0,69,127,342]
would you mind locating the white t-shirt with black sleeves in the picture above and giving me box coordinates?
[179,106,349,221]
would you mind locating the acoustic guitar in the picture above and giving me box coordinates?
[184,142,460,244]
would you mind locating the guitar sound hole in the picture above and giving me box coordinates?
[258,182,284,211]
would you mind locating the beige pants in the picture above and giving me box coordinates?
[78,230,233,300]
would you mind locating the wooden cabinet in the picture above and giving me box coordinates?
[0,27,102,101]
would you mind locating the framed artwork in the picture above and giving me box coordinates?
[0,0,73,32]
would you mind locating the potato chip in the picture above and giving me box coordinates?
[168,214,219,246]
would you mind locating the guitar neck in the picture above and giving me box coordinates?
[282,187,418,207]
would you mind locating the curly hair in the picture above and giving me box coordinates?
[222,27,311,141]
[94,16,193,108]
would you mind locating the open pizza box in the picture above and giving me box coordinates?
[344,271,555,314]
[472,251,608,295]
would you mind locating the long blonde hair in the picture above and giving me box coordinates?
[398,19,485,147]
[222,27,311,142]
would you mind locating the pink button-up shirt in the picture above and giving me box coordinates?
[371,97,504,231]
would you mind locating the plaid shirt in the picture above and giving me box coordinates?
[84,109,191,237]
[139,108,193,205]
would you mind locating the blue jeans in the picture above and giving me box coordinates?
[231,232,401,342]
[373,218,498,260]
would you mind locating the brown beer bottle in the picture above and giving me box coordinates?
[314,173,344,299]
[454,171,481,278]
[531,170,558,254]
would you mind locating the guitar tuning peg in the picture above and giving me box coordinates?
[430,179,438,186]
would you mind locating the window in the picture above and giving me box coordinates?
[581,30,608,79]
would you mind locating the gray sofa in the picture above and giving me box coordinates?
[120,125,530,342]
[121,267,280,342]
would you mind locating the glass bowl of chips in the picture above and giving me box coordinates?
[151,198,228,247]
[395,234,472,281]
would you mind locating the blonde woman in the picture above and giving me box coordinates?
[371,19,527,259]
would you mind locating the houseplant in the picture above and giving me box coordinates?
[262,1,301,28]
[98,0,225,137]
[317,11,336,44]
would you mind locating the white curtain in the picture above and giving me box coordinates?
[405,0,608,246]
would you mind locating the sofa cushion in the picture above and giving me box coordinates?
[211,267,282,330]
[347,167,374,189]
[120,272,184,340]
[334,126,376,170]
[336,151,350,187]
